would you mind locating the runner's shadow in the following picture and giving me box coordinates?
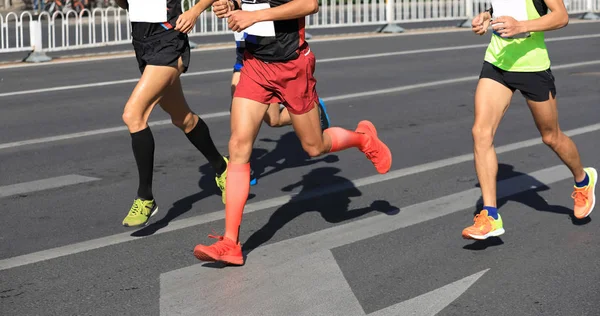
[472,164,589,224]
[464,163,590,250]
[241,167,400,256]
[131,162,222,237]
[250,131,340,185]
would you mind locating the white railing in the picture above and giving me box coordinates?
[471,0,598,14]
[1,11,33,53]
[36,7,131,51]
[1,0,598,56]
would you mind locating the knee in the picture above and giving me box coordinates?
[302,141,326,158]
[472,124,494,147]
[228,135,253,162]
[541,131,560,148]
[122,107,146,131]
[264,118,279,128]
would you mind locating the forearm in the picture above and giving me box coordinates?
[190,0,217,16]
[521,10,569,32]
[254,0,318,22]
[115,0,127,10]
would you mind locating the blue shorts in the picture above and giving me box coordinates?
[233,32,246,72]
[234,46,244,72]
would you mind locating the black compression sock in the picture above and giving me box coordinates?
[131,126,155,200]
[185,116,227,175]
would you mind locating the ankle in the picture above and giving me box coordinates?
[575,170,589,188]
[483,206,499,219]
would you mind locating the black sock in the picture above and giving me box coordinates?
[131,126,155,200]
[185,116,227,175]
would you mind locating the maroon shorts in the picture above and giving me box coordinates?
[234,44,319,115]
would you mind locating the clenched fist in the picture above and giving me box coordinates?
[213,0,234,18]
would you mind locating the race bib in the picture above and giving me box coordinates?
[491,0,530,38]
[241,3,276,37]
[491,0,529,21]
[128,0,168,23]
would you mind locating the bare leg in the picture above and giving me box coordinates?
[472,79,514,208]
[526,92,585,181]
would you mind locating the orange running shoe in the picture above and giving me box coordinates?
[571,167,597,219]
[462,210,504,240]
[193,235,244,265]
[355,120,392,174]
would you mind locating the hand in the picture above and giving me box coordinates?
[175,8,199,34]
[471,11,491,35]
[212,0,232,19]
[226,10,259,32]
[491,16,527,38]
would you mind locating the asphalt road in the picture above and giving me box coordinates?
[1,21,600,316]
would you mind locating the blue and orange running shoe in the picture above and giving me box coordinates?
[572,167,597,219]
[462,210,504,240]
[317,98,331,130]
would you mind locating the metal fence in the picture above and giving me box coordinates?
[1,0,598,59]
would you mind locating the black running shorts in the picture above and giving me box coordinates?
[133,30,191,74]
[479,61,556,102]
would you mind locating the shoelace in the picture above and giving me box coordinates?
[571,189,588,206]
[206,234,232,254]
[129,201,141,216]
[361,135,377,160]
[473,213,490,227]
[130,200,153,216]
[364,149,376,160]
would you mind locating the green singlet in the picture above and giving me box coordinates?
[484,0,551,72]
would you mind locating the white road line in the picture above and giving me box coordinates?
[0,59,598,151]
[0,69,233,98]
[0,175,100,198]
[1,33,598,98]
[0,111,230,150]
[0,118,595,271]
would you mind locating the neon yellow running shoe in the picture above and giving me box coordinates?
[122,198,158,227]
[215,156,228,204]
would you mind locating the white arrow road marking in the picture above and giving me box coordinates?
[160,249,488,316]
[159,165,569,315]
[369,269,490,316]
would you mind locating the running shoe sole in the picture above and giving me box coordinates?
[193,248,244,265]
[464,228,505,240]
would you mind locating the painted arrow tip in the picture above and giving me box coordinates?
[368,269,490,316]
